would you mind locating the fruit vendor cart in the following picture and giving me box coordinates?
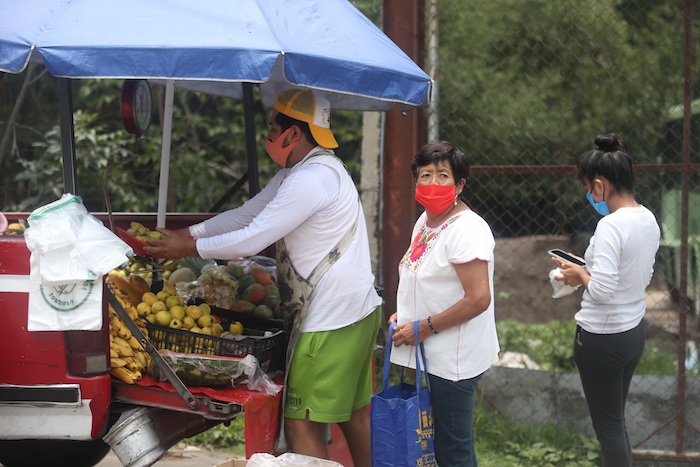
[0,1,431,465]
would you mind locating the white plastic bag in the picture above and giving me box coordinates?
[27,254,103,331]
[24,194,132,285]
[246,453,343,467]
[24,194,132,331]
[548,268,581,299]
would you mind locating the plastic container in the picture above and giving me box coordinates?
[145,311,284,373]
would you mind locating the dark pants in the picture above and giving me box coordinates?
[428,372,483,467]
[573,320,645,467]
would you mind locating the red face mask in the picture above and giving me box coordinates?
[265,127,300,167]
[415,184,456,216]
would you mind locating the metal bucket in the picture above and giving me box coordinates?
[103,407,166,467]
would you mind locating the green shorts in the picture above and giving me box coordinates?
[284,307,381,423]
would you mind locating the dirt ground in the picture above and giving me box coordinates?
[493,234,699,342]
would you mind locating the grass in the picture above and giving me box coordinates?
[185,399,601,466]
[185,318,686,463]
[473,398,600,466]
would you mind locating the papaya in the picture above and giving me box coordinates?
[106,275,141,307]
[128,274,151,297]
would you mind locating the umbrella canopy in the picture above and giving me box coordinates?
[0,0,431,111]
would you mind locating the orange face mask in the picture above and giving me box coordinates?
[265,127,300,167]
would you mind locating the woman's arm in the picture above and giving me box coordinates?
[393,259,491,347]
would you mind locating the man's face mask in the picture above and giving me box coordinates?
[266,127,300,167]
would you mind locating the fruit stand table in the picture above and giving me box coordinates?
[113,374,283,458]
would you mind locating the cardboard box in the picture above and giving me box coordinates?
[213,459,248,467]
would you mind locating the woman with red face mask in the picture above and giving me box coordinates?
[387,141,499,467]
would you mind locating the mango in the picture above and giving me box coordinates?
[237,274,256,292]
[224,264,244,279]
[241,283,265,305]
[249,268,272,286]
[253,305,274,320]
[264,285,280,298]
[231,300,256,313]
[263,294,281,310]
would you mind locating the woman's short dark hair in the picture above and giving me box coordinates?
[577,133,634,194]
[411,141,470,184]
[274,112,316,145]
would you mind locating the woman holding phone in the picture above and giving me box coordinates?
[552,133,660,466]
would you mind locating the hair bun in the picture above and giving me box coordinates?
[594,134,622,152]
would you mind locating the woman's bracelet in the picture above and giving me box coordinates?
[427,315,438,334]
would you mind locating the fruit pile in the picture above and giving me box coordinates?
[197,264,239,310]
[207,262,283,320]
[106,277,153,384]
[138,284,225,337]
[127,221,165,242]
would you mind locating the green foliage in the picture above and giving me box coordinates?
[2,72,366,214]
[437,0,695,236]
[496,319,578,372]
[636,337,679,376]
[474,400,600,466]
[185,416,245,455]
[496,318,682,376]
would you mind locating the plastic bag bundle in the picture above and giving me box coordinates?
[549,268,581,299]
[24,194,132,284]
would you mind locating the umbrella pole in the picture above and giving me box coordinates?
[243,83,259,196]
[58,78,78,195]
[157,80,175,229]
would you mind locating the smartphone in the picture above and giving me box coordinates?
[548,248,586,266]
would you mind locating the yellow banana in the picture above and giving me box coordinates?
[128,335,143,350]
[110,348,119,359]
[124,357,141,371]
[117,326,131,341]
[111,357,128,368]
[126,305,139,320]
[133,351,148,369]
[112,337,134,357]
[111,367,141,384]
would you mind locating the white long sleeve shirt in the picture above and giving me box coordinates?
[577,205,660,334]
[189,148,381,332]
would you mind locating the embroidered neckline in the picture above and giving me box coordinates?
[400,214,462,271]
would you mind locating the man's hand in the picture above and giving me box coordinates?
[143,228,198,260]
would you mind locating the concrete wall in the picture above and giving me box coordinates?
[479,367,700,452]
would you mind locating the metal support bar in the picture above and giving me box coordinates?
[57,78,77,195]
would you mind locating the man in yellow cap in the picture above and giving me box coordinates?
[146,89,381,466]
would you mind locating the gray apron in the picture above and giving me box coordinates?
[273,154,361,452]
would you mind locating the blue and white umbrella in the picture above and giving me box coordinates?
[0,0,431,111]
[0,0,431,225]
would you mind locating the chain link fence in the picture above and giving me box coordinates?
[423,0,700,459]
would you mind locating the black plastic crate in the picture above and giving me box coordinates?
[145,315,284,373]
[211,307,286,372]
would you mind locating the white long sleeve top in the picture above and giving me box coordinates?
[189,148,381,332]
[577,205,660,334]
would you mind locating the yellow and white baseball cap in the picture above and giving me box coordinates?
[273,89,339,149]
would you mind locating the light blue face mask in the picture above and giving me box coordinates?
[586,191,610,216]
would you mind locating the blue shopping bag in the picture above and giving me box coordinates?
[371,322,436,467]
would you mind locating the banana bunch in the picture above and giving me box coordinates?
[108,293,152,384]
